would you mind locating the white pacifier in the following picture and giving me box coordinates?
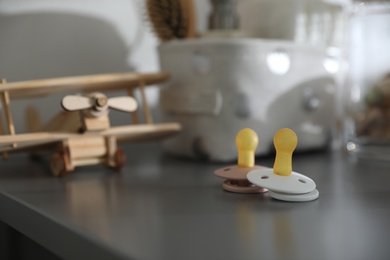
[247,128,319,202]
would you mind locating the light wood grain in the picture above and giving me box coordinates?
[25,106,42,133]
[0,90,15,136]
[0,106,4,137]
[139,81,153,124]
[68,136,107,160]
[1,88,16,150]
[82,115,110,131]
[0,71,180,174]
[2,72,169,99]
[106,123,181,142]
[0,79,8,160]
[0,123,181,153]
[127,89,139,124]
[182,0,197,38]
[73,157,106,167]
[0,139,60,153]
[60,140,74,172]
[0,132,77,146]
[0,80,5,135]
[43,111,81,132]
[105,136,118,168]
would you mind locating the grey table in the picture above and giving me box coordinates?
[1,143,390,260]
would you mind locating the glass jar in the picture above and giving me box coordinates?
[237,0,345,48]
[208,0,240,30]
[343,0,390,160]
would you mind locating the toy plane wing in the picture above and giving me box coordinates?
[0,123,181,153]
[1,72,169,99]
[0,132,79,153]
[101,123,182,142]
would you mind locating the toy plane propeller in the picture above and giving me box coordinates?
[0,72,181,176]
[62,94,138,113]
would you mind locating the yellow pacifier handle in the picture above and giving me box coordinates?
[273,128,298,176]
[236,128,258,168]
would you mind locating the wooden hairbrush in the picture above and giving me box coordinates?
[146,0,197,42]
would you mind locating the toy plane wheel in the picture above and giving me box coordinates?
[113,148,126,170]
[50,152,71,177]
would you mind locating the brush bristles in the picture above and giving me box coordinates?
[146,0,196,42]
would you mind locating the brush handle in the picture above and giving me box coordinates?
[181,0,197,38]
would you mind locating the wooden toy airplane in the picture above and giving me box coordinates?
[0,72,181,176]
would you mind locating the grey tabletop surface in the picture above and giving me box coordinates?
[1,143,390,260]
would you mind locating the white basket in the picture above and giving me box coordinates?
[158,38,336,161]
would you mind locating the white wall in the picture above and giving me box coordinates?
[0,0,163,79]
[0,0,211,76]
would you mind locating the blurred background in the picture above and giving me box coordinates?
[0,0,199,131]
[0,0,174,130]
[0,0,347,130]
[7,0,385,161]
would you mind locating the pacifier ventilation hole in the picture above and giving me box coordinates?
[298,179,306,184]
[261,176,269,179]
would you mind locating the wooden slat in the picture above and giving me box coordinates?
[0,105,5,136]
[0,139,60,153]
[104,123,181,142]
[1,72,169,99]
[139,81,153,124]
[0,79,8,160]
[127,88,139,124]
[1,88,16,151]
[0,122,181,154]
[0,132,77,146]
[0,122,180,146]
[1,91,15,136]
